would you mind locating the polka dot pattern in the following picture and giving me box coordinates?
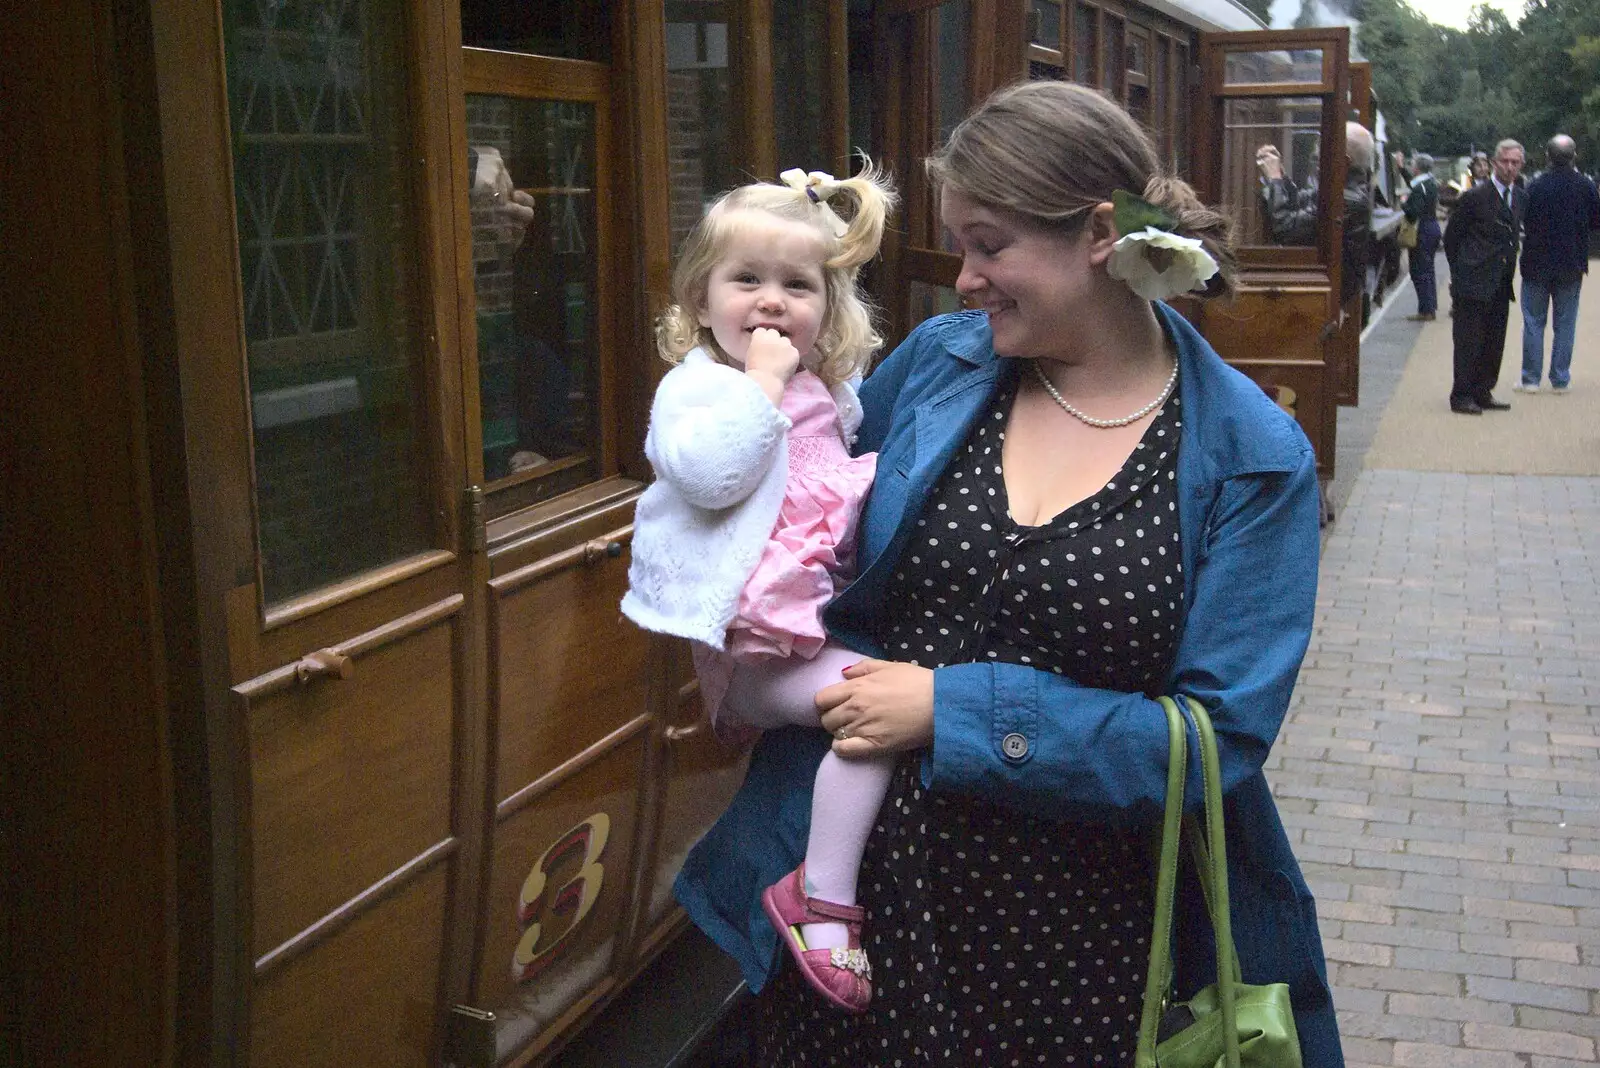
[753,372,1186,1065]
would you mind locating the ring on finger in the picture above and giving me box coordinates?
[834,727,849,741]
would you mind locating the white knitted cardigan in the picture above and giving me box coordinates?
[620,347,863,649]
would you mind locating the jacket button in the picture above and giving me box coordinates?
[1001,732,1030,761]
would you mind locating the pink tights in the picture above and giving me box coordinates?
[724,642,895,951]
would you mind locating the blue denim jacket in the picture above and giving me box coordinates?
[674,303,1343,1068]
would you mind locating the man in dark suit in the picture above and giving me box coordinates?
[1444,138,1526,413]
[1516,135,1600,394]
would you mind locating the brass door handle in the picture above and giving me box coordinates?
[583,538,624,565]
[295,648,353,684]
[663,720,707,742]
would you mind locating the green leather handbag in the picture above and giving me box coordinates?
[1134,696,1303,1068]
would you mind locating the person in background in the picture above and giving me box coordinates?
[675,80,1342,1067]
[1403,153,1442,322]
[1256,123,1375,314]
[1515,134,1600,394]
[1444,138,1526,413]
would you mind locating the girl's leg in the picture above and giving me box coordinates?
[798,750,895,951]
[721,642,863,731]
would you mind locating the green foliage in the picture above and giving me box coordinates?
[1356,0,1600,171]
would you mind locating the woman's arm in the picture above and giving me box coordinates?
[646,361,791,510]
[824,445,1319,825]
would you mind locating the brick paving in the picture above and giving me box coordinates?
[1270,270,1600,1067]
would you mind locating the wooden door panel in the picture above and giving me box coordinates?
[490,546,645,796]
[643,675,751,927]
[241,597,462,955]
[473,728,649,1062]
[1198,285,1333,475]
[251,867,449,1067]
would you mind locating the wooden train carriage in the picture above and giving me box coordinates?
[10,1,1353,1066]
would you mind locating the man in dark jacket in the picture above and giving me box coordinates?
[1444,138,1526,413]
[1516,134,1600,394]
[1403,153,1443,320]
[1256,122,1374,310]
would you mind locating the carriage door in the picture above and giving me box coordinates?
[1190,27,1350,490]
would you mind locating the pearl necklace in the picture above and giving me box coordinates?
[1029,359,1178,429]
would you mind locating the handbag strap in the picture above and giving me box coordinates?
[1134,697,1243,1068]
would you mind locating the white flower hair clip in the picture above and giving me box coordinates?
[1104,190,1219,302]
[780,167,849,236]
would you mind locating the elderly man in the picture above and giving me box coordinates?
[1515,135,1600,394]
[1444,138,1526,413]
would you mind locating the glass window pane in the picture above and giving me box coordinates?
[1128,31,1149,76]
[935,1,970,148]
[1174,43,1189,175]
[1030,0,1062,50]
[460,0,610,60]
[773,0,830,174]
[1073,4,1097,84]
[665,3,736,253]
[466,96,602,485]
[1221,97,1324,246]
[225,0,431,603]
[907,281,963,331]
[1153,37,1168,156]
[1103,16,1124,97]
[1029,59,1063,81]
[1223,49,1324,86]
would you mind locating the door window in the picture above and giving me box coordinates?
[665,2,737,252]
[466,95,603,485]
[225,0,432,604]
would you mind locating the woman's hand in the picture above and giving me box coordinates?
[816,659,935,758]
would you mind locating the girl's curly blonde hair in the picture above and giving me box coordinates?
[656,158,897,387]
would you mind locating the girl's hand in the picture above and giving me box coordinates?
[816,659,935,759]
[744,327,802,406]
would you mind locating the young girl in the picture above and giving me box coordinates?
[621,163,897,1014]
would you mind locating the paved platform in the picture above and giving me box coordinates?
[1273,259,1600,1067]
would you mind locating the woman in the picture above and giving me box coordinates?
[1403,152,1442,321]
[675,81,1342,1067]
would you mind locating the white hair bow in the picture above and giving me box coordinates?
[780,168,848,236]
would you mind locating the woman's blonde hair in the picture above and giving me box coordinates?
[656,158,898,386]
[926,81,1238,300]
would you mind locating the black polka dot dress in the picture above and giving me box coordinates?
[756,367,1185,1067]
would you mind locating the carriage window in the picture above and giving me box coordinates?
[1223,49,1325,86]
[1030,0,1062,50]
[665,4,736,251]
[467,95,602,485]
[1174,42,1189,174]
[1073,4,1098,84]
[1221,96,1324,246]
[226,0,431,603]
[1103,15,1125,99]
[908,281,963,331]
[460,0,610,59]
[774,1,831,174]
[935,0,970,148]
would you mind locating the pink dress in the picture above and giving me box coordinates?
[694,370,877,731]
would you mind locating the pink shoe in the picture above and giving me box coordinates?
[760,864,872,1013]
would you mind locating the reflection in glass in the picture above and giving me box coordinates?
[1074,3,1096,84]
[908,282,964,332]
[226,0,431,603]
[460,0,609,60]
[1030,0,1062,49]
[467,95,601,484]
[1222,49,1324,86]
[665,3,735,252]
[774,0,830,175]
[1221,96,1324,246]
